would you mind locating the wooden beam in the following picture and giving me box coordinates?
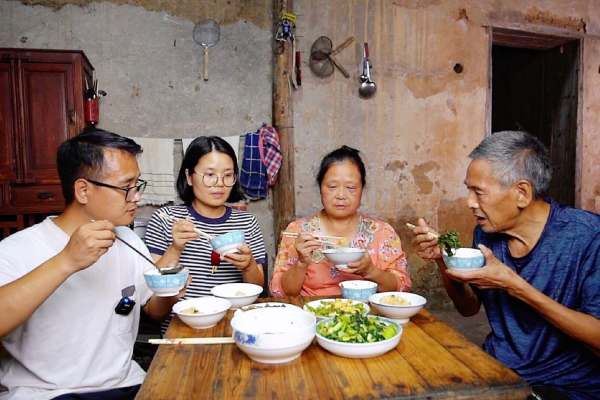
[272,0,295,242]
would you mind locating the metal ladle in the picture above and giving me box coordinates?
[358,42,377,98]
[115,236,183,275]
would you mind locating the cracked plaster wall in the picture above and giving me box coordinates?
[0,0,276,266]
[294,0,600,306]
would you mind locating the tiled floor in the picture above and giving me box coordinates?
[429,307,490,347]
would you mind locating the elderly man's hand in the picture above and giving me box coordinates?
[411,218,442,261]
[445,244,521,290]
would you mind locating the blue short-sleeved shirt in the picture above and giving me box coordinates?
[473,199,600,399]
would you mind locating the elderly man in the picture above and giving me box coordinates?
[412,131,599,399]
[0,128,183,400]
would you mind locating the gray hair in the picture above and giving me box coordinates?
[468,131,552,198]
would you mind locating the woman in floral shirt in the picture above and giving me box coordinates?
[270,146,411,297]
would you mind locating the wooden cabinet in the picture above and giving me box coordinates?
[0,49,93,231]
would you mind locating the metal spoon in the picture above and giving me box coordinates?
[359,42,377,98]
[115,235,183,275]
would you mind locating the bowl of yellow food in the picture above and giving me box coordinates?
[211,283,263,309]
[172,296,231,329]
[303,298,370,321]
[368,292,427,324]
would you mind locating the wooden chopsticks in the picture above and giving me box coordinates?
[149,337,235,345]
[406,222,439,239]
[156,211,214,240]
[281,232,344,240]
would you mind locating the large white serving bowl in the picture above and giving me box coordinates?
[368,292,427,325]
[230,306,316,364]
[234,301,303,317]
[172,296,231,329]
[303,298,370,321]
[211,283,263,309]
[315,317,402,358]
[322,247,366,271]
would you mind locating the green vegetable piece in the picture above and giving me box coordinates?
[437,230,462,257]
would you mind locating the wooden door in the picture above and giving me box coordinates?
[19,60,75,184]
[0,59,17,183]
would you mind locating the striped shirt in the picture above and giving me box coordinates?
[144,205,266,332]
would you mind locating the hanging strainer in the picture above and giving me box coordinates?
[193,19,220,81]
[309,36,334,78]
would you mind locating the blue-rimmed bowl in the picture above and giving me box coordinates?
[143,268,189,297]
[443,248,485,270]
[339,280,378,302]
[230,305,316,364]
[210,230,245,255]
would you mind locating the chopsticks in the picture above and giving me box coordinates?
[156,211,214,240]
[405,222,439,239]
[149,337,235,345]
[281,232,344,240]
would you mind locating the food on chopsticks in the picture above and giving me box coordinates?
[317,313,398,343]
[305,299,367,318]
[180,307,203,315]
[380,294,411,306]
[437,230,462,257]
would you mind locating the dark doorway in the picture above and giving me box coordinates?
[491,28,580,206]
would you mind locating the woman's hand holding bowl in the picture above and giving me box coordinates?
[294,233,322,266]
[172,219,199,251]
[344,252,375,277]
[223,244,256,272]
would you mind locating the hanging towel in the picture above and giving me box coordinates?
[129,137,176,206]
[258,125,282,186]
[182,135,241,162]
[240,130,268,200]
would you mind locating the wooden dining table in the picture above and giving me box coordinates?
[136,297,530,399]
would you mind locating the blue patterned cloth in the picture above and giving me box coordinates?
[239,131,267,200]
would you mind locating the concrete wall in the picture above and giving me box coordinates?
[0,0,276,261]
[294,0,600,307]
[2,0,599,306]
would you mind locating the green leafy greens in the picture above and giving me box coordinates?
[438,230,461,256]
[317,313,398,343]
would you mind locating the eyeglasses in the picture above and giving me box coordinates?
[86,178,147,201]
[194,172,237,187]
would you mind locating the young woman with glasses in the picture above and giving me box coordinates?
[144,137,265,323]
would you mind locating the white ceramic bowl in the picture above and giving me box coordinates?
[315,317,402,358]
[339,280,378,302]
[172,296,231,329]
[234,301,303,317]
[368,292,427,324]
[211,283,263,309]
[230,306,316,364]
[442,248,485,270]
[322,247,366,271]
[303,298,370,321]
[143,268,189,297]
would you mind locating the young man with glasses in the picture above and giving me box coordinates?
[0,128,183,400]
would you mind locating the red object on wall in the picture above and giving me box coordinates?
[84,98,99,124]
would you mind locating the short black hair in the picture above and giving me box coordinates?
[316,145,366,188]
[176,136,244,204]
[56,127,142,204]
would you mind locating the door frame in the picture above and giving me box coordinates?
[484,27,584,208]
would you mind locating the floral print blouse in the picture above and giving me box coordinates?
[270,213,411,297]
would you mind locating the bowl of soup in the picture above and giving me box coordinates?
[211,282,263,309]
[172,296,231,329]
[368,292,427,324]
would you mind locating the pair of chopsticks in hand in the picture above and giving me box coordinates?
[156,211,214,241]
[281,231,346,247]
[405,222,439,239]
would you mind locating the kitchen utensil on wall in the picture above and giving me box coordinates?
[358,42,377,98]
[193,19,220,81]
[309,36,354,79]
